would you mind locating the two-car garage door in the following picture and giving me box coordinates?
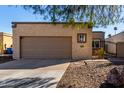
[20,36,72,59]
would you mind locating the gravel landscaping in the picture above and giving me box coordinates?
[57,60,123,88]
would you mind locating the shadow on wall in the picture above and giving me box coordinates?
[0,59,70,69]
[0,77,57,88]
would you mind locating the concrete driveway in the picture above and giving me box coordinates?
[0,59,70,88]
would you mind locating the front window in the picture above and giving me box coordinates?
[92,39,101,48]
[77,33,86,43]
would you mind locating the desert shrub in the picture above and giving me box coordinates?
[97,48,104,59]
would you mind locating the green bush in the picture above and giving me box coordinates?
[97,48,104,59]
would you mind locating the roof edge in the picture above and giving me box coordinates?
[12,22,93,28]
[93,31,105,33]
[12,22,92,24]
[0,32,12,37]
[106,31,124,39]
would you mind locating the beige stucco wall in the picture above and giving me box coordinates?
[0,35,3,54]
[0,33,12,54]
[13,23,92,59]
[106,32,124,43]
[3,35,12,50]
[105,42,116,54]
[106,31,124,55]
[92,32,105,41]
[117,42,124,57]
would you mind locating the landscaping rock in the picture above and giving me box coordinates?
[107,66,124,87]
[57,61,118,88]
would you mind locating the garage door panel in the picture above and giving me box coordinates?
[117,43,124,58]
[21,36,72,59]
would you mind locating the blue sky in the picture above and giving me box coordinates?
[0,5,124,38]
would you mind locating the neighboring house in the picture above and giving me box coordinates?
[106,31,124,58]
[0,32,12,54]
[92,31,105,55]
[12,22,105,60]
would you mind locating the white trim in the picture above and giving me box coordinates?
[93,39,101,48]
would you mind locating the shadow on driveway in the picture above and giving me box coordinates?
[107,58,124,65]
[0,59,70,69]
[0,77,57,88]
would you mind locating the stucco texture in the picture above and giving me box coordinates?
[13,23,92,59]
[0,33,12,54]
[106,32,124,57]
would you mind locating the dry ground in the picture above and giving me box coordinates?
[57,60,123,88]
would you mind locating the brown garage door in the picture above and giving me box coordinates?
[20,36,72,59]
[117,42,124,58]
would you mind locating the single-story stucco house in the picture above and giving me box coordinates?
[0,32,12,54]
[105,31,124,58]
[12,22,105,60]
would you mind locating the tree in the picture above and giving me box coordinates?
[114,27,117,35]
[108,34,112,38]
[22,5,124,27]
